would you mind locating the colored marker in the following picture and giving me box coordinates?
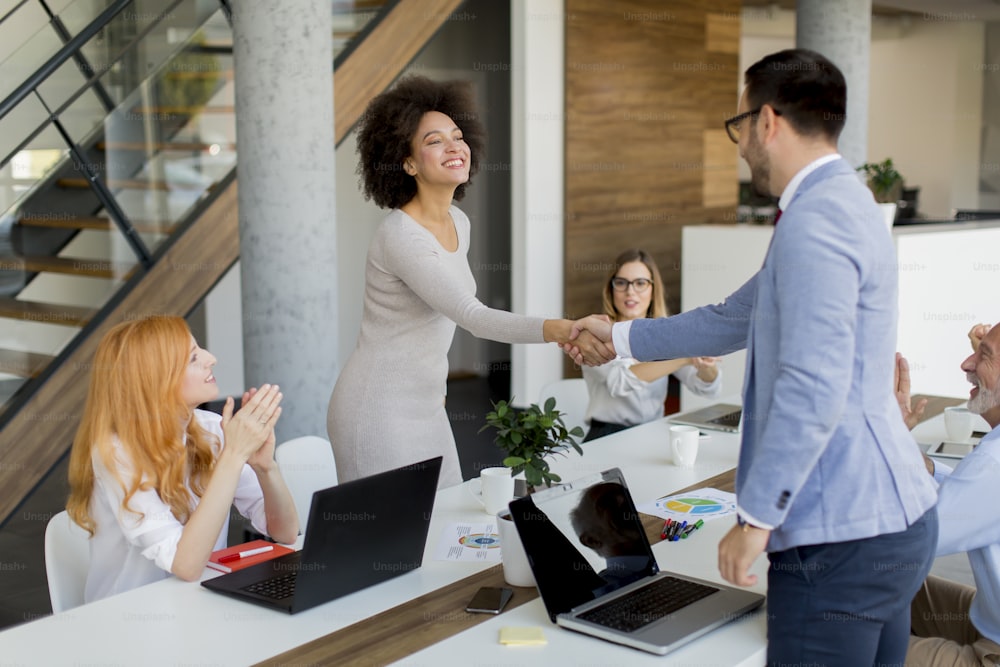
[218,545,273,563]
[681,519,705,539]
[660,519,672,540]
[672,520,687,541]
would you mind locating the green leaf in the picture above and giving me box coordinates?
[503,456,525,467]
[544,396,556,413]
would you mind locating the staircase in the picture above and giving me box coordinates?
[0,0,466,527]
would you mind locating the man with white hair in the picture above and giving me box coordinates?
[908,322,1000,666]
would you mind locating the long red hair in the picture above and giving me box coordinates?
[67,316,218,535]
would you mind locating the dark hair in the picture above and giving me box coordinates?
[356,75,485,209]
[744,49,846,142]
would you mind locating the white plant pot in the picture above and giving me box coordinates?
[878,202,897,230]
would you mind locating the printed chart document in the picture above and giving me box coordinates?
[637,488,737,523]
[434,522,502,562]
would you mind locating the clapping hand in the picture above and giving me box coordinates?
[690,356,720,382]
[969,323,991,352]
[220,384,283,466]
[893,353,926,431]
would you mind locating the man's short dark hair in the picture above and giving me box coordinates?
[744,49,847,142]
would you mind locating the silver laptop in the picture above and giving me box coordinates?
[509,468,763,655]
[668,402,742,433]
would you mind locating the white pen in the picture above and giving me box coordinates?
[219,545,273,563]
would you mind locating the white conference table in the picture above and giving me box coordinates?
[400,407,991,667]
[393,416,768,667]
[0,411,765,666]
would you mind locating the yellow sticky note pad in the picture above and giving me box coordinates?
[499,626,547,646]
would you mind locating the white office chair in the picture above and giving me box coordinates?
[44,510,91,613]
[274,435,338,533]
[538,378,590,438]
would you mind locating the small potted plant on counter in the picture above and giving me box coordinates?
[479,396,584,490]
[858,158,904,226]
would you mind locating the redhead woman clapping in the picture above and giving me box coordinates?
[67,315,298,602]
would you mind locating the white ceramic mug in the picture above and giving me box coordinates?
[670,424,700,468]
[496,509,535,587]
[470,467,515,515]
[944,406,974,442]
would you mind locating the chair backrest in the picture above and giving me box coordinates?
[44,510,91,613]
[538,378,590,438]
[274,435,338,533]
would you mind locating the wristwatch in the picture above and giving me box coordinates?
[736,513,757,533]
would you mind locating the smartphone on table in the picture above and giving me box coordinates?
[465,586,513,614]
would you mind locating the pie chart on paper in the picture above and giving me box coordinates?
[640,488,737,523]
[663,497,728,516]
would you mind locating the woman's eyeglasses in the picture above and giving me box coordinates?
[610,277,652,293]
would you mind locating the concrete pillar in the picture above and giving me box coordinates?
[232,1,337,441]
[797,0,871,167]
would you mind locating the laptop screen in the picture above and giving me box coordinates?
[510,469,658,621]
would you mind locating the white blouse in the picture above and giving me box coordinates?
[583,357,722,428]
[84,409,269,603]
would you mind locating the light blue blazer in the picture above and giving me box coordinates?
[629,158,937,552]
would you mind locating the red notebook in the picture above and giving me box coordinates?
[207,539,294,573]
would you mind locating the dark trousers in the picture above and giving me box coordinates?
[583,419,631,442]
[766,507,938,667]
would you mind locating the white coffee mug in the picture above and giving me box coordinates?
[670,424,700,467]
[470,467,515,515]
[496,509,535,587]
[944,406,974,442]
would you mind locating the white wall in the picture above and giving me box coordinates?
[869,18,984,217]
[509,0,565,406]
[740,8,986,217]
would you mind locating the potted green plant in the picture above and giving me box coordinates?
[479,396,584,489]
[858,158,904,204]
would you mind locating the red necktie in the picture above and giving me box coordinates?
[773,208,782,225]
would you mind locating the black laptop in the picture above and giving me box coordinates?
[201,456,442,614]
[509,467,764,655]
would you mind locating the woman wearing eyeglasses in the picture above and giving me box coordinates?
[582,249,721,442]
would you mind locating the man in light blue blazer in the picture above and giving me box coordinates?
[567,49,939,665]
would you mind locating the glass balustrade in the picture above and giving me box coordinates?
[0,0,390,414]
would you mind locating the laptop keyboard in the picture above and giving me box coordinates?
[578,576,719,633]
[242,572,297,600]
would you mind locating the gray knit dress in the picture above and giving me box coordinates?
[327,207,545,488]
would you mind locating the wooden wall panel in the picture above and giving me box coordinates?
[564,0,741,341]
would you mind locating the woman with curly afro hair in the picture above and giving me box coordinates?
[327,75,590,488]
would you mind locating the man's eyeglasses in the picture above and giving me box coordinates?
[724,106,782,144]
[610,277,652,293]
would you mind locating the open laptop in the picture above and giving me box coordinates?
[201,456,441,614]
[509,467,763,655]
[667,402,742,433]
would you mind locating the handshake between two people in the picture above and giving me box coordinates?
[551,315,618,367]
